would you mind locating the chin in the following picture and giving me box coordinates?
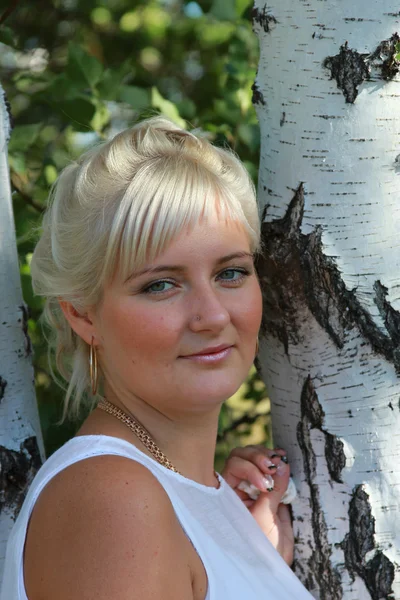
[190,374,246,408]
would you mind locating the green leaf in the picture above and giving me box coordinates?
[67,43,103,89]
[44,165,58,185]
[210,0,236,21]
[151,87,186,127]
[197,20,236,46]
[43,73,81,102]
[21,272,43,311]
[90,100,110,133]
[119,85,150,109]
[57,97,96,131]
[237,123,260,152]
[8,124,42,153]
[236,0,252,18]
[97,69,122,101]
[177,97,197,120]
[8,153,26,175]
[0,26,16,47]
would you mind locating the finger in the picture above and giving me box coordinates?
[243,498,255,509]
[228,444,288,458]
[221,456,273,492]
[272,448,289,463]
[228,444,273,461]
[277,502,292,526]
[225,446,283,476]
[252,462,291,516]
[235,488,251,501]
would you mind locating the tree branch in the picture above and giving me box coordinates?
[217,413,265,442]
[0,0,20,26]
[11,177,44,213]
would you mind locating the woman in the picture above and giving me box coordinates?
[1,117,313,599]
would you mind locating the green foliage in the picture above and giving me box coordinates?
[395,42,400,62]
[2,0,266,457]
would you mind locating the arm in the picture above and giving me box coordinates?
[24,456,195,600]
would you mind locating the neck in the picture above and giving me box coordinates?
[100,386,221,488]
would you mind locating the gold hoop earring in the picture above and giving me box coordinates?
[89,336,98,395]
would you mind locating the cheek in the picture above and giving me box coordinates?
[100,301,182,358]
[236,281,262,334]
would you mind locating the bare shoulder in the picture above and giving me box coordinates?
[24,455,194,600]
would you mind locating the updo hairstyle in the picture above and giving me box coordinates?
[30,116,261,422]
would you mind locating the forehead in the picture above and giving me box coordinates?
[145,216,251,263]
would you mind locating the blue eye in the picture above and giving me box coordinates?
[144,280,174,294]
[218,268,249,282]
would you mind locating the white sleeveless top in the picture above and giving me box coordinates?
[1,435,313,600]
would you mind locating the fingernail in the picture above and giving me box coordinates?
[262,458,277,470]
[270,453,280,459]
[281,455,289,464]
[263,475,275,492]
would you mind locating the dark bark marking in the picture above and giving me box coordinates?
[252,6,277,33]
[257,183,400,372]
[343,485,395,599]
[251,81,266,106]
[4,93,14,132]
[368,33,400,81]
[323,42,369,104]
[280,111,286,127]
[301,375,325,428]
[344,486,374,564]
[364,553,395,600]
[324,35,400,104]
[256,184,305,351]
[324,433,346,484]
[19,303,32,358]
[0,437,42,520]
[0,376,7,402]
[297,377,343,599]
[374,281,400,347]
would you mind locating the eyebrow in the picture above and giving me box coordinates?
[124,251,254,283]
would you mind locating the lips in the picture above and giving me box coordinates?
[179,344,234,365]
[182,344,233,358]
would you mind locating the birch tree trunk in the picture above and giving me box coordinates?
[253,2,400,598]
[0,85,44,582]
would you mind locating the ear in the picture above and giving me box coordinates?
[58,300,98,346]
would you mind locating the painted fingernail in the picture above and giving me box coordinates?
[281,455,289,464]
[276,462,287,475]
[270,453,280,459]
[263,475,275,492]
[263,458,277,470]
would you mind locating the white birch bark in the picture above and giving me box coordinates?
[253,1,400,598]
[0,84,44,582]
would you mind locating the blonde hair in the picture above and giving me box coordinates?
[31,116,260,422]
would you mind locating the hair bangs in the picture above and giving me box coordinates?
[105,157,253,284]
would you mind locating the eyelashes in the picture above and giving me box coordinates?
[141,267,252,296]
[142,280,175,294]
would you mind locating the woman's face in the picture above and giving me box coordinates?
[92,215,262,417]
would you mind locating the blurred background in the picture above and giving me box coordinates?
[0,0,271,469]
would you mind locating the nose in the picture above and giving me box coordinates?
[188,285,230,333]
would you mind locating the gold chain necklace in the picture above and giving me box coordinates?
[97,398,220,487]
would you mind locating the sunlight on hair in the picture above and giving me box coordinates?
[30,116,261,422]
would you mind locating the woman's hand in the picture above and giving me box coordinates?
[221,445,294,565]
